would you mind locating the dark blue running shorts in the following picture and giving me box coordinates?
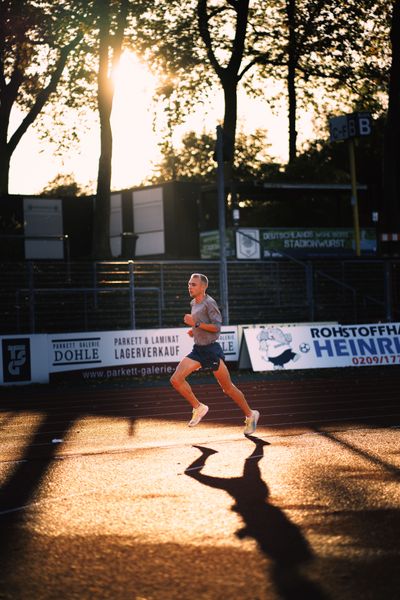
[187,342,225,371]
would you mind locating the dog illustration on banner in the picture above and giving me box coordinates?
[257,326,301,369]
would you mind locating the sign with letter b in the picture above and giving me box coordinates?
[329,112,372,142]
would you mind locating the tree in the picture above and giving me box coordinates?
[147,128,278,184]
[0,0,91,196]
[243,0,392,163]
[92,0,129,259]
[40,173,89,197]
[1,0,144,258]
[134,0,392,176]
[197,0,250,173]
[135,1,261,178]
[382,0,400,238]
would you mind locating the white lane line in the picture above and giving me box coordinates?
[0,487,106,517]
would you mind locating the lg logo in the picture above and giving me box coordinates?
[2,338,31,382]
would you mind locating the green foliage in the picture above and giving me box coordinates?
[1,0,395,208]
[132,0,393,164]
[148,113,385,190]
[0,0,96,194]
[235,117,385,228]
[0,0,94,112]
[134,0,213,127]
[146,129,280,184]
[40,173,91,196]
[284,116,385,186]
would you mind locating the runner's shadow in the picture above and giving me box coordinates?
[185,436,327,600]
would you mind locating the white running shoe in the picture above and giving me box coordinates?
[188,403,209,426]
[244,410,260,435]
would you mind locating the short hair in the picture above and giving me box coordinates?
[190,273,208,287]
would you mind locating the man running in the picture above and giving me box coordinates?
[170,273,260,435]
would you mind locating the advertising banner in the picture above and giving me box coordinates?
[237,322,337,369]
[200,228,377,259]
[199,230,235,259]
[5,322,399,384]
[235,229,261,259]
[261,228,376,258]
[244,322,400,371]
[48,326,239,381]
[0,334,49,385]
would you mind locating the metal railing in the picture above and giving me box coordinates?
[15,285,162,333]
[1,258,398,334]
[235,229,361,323]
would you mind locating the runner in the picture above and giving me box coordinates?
[170,273,260,435]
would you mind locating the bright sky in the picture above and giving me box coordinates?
[8,52,308,196]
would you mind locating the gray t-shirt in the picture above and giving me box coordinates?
[190,294,222,346]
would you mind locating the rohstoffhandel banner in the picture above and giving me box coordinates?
[244,322,400,371]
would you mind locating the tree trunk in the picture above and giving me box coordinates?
[92,0,128,259]
[382,0,400,240]
[197,0,249,178]
[93,0,113,259]
[222,76,238,181]
[0,69,15,196]
[287,0,297,164]
[220,76,238,218]
[93,114,113,259]
[0,150,11,197]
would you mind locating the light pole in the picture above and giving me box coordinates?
[215,125,229,325]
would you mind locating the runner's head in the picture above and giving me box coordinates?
[188,273,208,298]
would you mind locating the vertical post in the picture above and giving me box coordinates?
[16,291,21,333]
[84,291,88,331]
[306,262,314,321]
[157,288,162,327]
[128,259,136,329]
[93,262,98,309]
[160,263,165,310]
[64,234,71,283]
[348,138,361,257]
[216,125,229,324]
[384,260,393,321]
[28,261,35,333]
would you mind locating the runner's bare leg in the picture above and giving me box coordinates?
[213,360,253,417]
[170,357,202,408]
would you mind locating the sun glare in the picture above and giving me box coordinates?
[110,52,161,189]
[9,50,295,196]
